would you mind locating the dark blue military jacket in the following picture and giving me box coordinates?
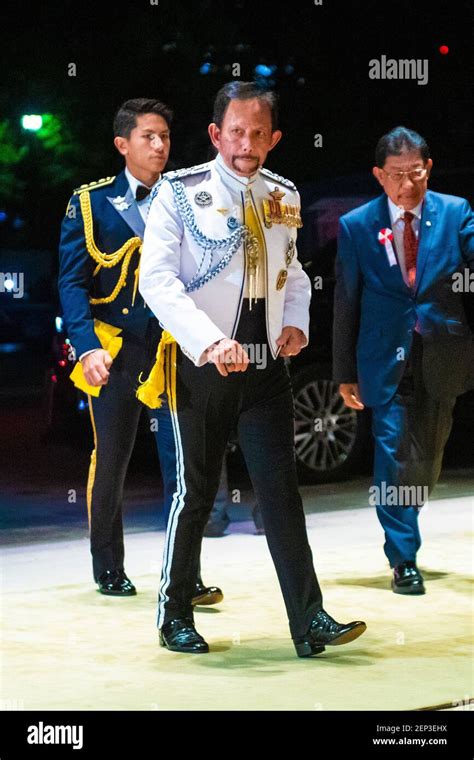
[58,170,152,358]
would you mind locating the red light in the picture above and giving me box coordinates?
[439,45,449,55]
[58,360,67,367]
[51,374,58,383]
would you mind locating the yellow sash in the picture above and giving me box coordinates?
[244,191,266,305]
[69,320,123,397]
[136,330,176,409]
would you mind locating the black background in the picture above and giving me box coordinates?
[1,0,473,249]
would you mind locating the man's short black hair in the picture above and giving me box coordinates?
[113,98,173,138]
[375,126,430,167]
[212,81,279,131]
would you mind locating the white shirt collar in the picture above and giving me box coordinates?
[388,196,423,225]
[125,167,161,199]
[214,152,259,191]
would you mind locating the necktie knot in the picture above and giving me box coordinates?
[403,211,414,224]
[135,184,151,202]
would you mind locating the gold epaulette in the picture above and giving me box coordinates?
[73,176,116,195]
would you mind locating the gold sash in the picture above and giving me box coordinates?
[69,320,123,397]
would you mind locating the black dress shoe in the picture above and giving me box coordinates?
[192,580,224,606]
[392,561,425,595]
[293,609,367,657]
[159,618,209,653]
[97,569,137,596]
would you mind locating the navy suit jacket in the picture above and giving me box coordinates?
[58,171,153,358]
[333,190,474,406]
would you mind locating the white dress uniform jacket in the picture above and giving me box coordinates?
[139,153,311,366]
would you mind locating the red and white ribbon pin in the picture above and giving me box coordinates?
[378,227,397,267]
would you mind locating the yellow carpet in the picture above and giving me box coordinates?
[1,496,472,711]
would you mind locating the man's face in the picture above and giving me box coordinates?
[372,150,433,209]
[208,98,282,177]
[114,113,170,178]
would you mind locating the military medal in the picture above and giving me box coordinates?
[263,188,285,228]
[263,186,302,229]
[194,191,212,206]
[276,269,288,290]
[216,205,241,230]
[112,195,131,211]
[245,230,260,308]
[285,239,295,267]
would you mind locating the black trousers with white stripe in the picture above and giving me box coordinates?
[159,300,323,639]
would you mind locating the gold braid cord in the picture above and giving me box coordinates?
[79,190,142,305]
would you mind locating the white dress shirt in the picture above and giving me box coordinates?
[124,167,161,222]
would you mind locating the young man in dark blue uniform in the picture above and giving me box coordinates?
[59,98,222,604]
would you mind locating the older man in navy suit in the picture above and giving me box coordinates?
[59,99,222,604]
[333,126,474,594]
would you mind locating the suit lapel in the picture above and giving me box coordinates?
[372,193,391,236]
[372,194,409,292]
[106,171,145,238]
[414,191,437,292]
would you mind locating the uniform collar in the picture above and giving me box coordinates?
[214,153,259,192]
[388,196,423,224]
[125,166,161,199]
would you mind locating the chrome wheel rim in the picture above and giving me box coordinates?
[293,379,358,472]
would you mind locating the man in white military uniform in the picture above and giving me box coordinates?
[140,82,367,657]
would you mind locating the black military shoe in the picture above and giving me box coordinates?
[97,569,137,596]
[392,561,425,595]
[159,618,209,653]
[293,609,367,657]
[192,581,224,606]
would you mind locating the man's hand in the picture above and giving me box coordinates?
[206,338,250,377]
[339,383,365,410]
[276,326,306,357]
[81,349,113,387]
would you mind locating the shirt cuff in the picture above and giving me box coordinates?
[79,348,101,362]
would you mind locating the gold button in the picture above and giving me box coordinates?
[122,307,129,315]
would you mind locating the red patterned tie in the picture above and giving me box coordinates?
[403,211,418,287]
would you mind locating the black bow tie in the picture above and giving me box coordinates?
[135,184,151,202]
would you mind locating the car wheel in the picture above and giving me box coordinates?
[291,365,371,483]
